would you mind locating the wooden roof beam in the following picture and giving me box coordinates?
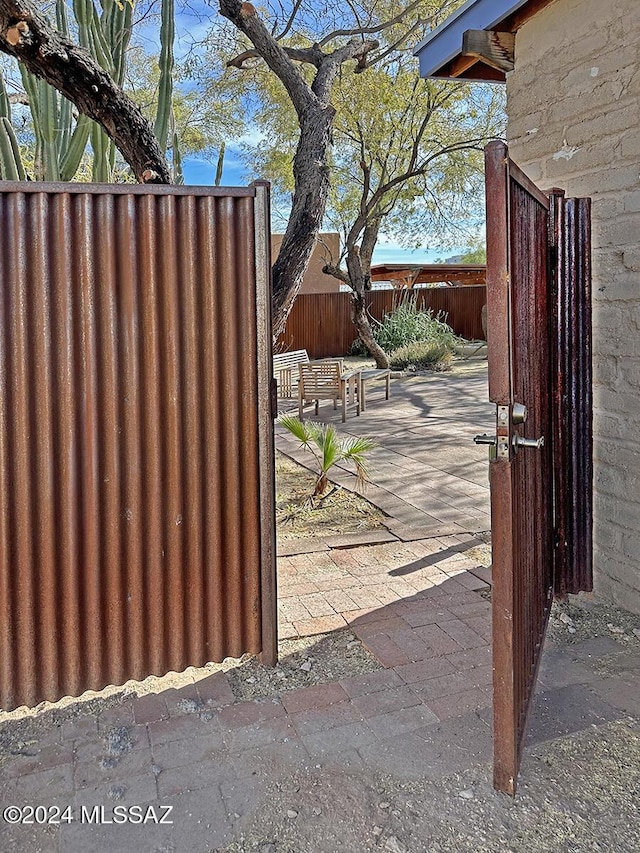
[461,30,515,73]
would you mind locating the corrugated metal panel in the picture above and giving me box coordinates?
[0,182,276,710]
[553,196,593,596]
[277,287,486,358]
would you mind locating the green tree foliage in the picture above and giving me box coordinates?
[232,20,504,361]
[211,0,466,336]
[197,0,497,339]
[458,239,487,264]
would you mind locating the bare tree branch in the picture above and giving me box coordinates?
[273,0,304,41]
[359,16,428,70]
[312,37,378,101]
[322,262,349,284]
[317,0,423,47]
[227,43,324,69]
[220,0,314,117]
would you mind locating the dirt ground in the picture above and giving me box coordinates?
[216,597,640,853]
[215,716,640,853]
[275,453,385,542]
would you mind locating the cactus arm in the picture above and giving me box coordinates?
[153,0,175,154]
[41,74,61,179]
[0,115,26,179]
[60,113,91,180]
[0,67,11,119]
[90,121,109,181]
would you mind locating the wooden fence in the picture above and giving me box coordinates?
[277,286,487,358]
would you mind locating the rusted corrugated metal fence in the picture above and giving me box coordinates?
[277,286,487,358]
[0,182,276,710]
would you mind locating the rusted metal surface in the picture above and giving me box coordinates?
[553,196,593,596]
[0,181,276,710]
[485,141,593,795]
[278,287,487,358]
[485,141,554,796]
[252,182,279,666]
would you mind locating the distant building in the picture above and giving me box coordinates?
[270,232,341,294]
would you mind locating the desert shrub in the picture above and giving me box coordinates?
[375,295,461,352]
[388,340,454,371]
[349,293,463,357]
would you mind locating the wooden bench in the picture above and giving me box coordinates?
[298,362,361,422]
[359,368,391,412]
[273,349,309,398]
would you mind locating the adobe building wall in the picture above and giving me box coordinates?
[271,232,341,294]
[506,0,640,612]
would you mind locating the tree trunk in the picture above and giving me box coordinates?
[351,292,389,368]
[271,103,334,338]
[344,221,388,368]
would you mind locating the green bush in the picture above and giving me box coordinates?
[375,295,461,352]
[349,293,463,361]
[388,340,454,371]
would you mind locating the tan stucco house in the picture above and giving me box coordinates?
[415,0,640,614]
[271,232,341,293]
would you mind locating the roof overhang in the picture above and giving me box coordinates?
[370,263,486,286]
[414,0,555,82]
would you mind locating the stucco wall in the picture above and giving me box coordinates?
[271,233,341,294]
[506,0,640,612]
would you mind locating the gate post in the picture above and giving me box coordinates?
[253,181,278,666]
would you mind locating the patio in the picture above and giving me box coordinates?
[275,356,494,640]
[1,358,639,852]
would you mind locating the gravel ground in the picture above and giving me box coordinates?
[0,630,381,763]
[212,595,640,853]
[547,594,640,647]
[226,631,382,703]
[215,717,640,853]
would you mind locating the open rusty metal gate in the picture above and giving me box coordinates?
[482,142,593,795]
[0,181,277,711]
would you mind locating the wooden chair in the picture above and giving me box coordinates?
[273,349,309,398]
[298,362,361,422]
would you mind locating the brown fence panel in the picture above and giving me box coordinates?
[277,286,487,357]
[0,182,276,710]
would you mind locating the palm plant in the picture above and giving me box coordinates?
[279,415,376,497]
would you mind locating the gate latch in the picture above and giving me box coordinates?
[474,433,497,462]
[474,434,496,446]
[474,405,543,459]
[474,432,509,459]
[513,434,545,450]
